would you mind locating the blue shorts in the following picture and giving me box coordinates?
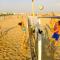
[52,33,59,41]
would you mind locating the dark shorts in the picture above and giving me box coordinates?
[52,33,59,41]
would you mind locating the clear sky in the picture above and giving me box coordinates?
[0,0,60,13]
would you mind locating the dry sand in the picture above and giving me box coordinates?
[0,14,60,60]
[0,15,31,60]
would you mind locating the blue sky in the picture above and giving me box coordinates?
[0,0,60,13]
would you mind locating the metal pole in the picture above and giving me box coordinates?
[32,0,35,16]
[28,19,36,60]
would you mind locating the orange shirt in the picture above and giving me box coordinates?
[53,23,60,34]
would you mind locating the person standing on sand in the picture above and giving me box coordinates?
[52,21,60,46]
